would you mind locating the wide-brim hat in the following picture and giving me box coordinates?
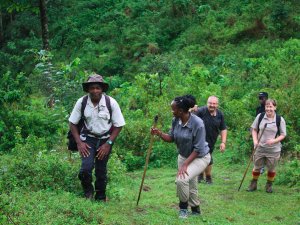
[82,74,109,92]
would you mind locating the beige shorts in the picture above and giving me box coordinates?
[253,151,280,171]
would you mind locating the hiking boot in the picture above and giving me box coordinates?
[84,191,94,200]
[206,176,212,184]
[265,181,273,193]
[190,206,201,216]
[179,209,189,219]
[247,179,257,192]
[198,173,204,183]
[95,192,109,202]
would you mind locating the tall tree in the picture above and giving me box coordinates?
[0,11,3,44]
[39,0,49,50]
[1,0,49,49]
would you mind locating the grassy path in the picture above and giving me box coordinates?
[87,151,298,225]
[105,161,299,225]
[1,153,299,225]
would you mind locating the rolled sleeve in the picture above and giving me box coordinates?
[68,98,83,125]
[193,125,206,154]
[251,114,260,130]
[110,98,125,127]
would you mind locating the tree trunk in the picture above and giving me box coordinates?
[0,11,3,45]
[39,0,49,50]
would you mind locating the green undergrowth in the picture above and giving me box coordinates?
[1,152,299,225]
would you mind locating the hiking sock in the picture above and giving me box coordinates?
[252,170,260,180]
[266,172,275,193]
[267,171,276,182]
[179,201,188,209]
[205,175,212,184]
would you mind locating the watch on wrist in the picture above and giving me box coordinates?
[107,140,113,145]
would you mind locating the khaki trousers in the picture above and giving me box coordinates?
[176,153,211,207]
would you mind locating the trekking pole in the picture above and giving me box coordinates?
[238,123,268,191]
[136,115,159,206]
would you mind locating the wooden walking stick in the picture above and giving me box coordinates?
[136,115,159,206]
[238,123,268,191]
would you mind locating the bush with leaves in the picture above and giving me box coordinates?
[0,127,128,199]
[0,129,79,192]
[276,159,300,187]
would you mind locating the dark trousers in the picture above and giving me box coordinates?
[78,136,111,200]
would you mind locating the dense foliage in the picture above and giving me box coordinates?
[0,0,299,200]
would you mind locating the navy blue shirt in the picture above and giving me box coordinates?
[256,104,265,116]
[169,113,210,158]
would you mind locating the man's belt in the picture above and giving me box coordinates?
[86,130,111,139]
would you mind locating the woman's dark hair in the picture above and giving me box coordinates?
[174,95,196,112]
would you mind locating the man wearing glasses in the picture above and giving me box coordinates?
[190,96,227,184]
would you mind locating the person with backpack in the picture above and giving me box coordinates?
[248,99,286,193]
[255,91,268,174]
[190,96,227,184]
[69,74,125,201]
[151,95,211,219]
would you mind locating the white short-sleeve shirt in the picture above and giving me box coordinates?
[69,95,125,137]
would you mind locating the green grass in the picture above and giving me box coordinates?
[1,152,299,225]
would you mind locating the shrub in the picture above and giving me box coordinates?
[0,128,129,200]
[0,133,79,192]
[107,151,128,199]
[276,159,300,187]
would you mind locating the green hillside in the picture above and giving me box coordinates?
[0,0,299,223]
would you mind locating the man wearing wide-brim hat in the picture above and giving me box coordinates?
[81,74,109,92]
[69,73,125,201]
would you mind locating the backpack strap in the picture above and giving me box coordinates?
[104,95,112,124]
[275,114,281,137]
[257,112,281,138]
[81,95,88,120]
[79,95,88,133]
[257,112,265,134]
